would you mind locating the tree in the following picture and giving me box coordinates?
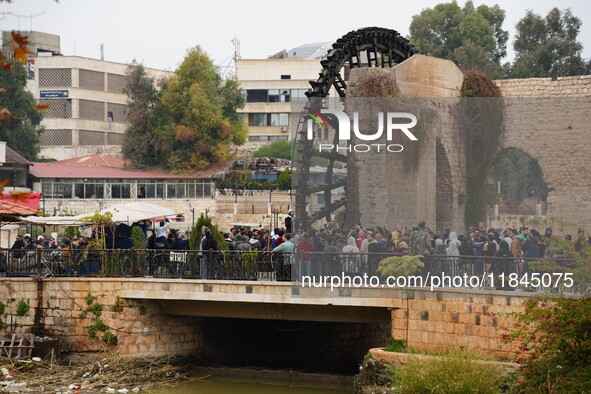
[122,61,167,167]
[251,140,293,160]
[122,47,247,172]
[510,8,588,78]
[276,168,291,191]
[159,46,247,172]
[409,1,508,78]
[0,59,43,160]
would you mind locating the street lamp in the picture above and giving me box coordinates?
[188,202,195,227]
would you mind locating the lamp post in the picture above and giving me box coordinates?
[188,202,195,227]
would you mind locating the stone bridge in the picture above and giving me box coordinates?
[0,277,528,370]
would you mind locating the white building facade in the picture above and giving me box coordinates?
[236,43,338,154]
[26,55,171,161]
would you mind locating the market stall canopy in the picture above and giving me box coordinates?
[88,202,181,224]
[18,202,180,226]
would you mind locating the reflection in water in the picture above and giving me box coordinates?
[148,380,353,394]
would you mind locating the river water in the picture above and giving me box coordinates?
[146,367,354,394]
[148,380,353,394]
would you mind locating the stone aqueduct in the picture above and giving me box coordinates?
[344,54,591,233]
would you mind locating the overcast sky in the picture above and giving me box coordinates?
[1,0,590,71]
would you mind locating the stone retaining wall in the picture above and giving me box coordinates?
[390,291,526,359]
[495,75,591,97]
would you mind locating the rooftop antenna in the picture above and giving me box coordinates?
[231,36,240,75]
[100,43,104,60]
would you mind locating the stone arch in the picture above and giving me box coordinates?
[498,97,591,233]
[491,148,548,217]
[436,139,454,231]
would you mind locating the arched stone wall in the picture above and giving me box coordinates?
[500,97,591,232]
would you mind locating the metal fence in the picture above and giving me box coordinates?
[0,249,582,291]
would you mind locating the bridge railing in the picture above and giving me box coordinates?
[0,249,583,292]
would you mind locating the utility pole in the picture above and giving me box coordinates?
[231,37,240,75]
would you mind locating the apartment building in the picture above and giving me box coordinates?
[2,31,172,161]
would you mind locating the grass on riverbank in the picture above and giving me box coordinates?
[382,338,506,361]
[390,350,513,394]
[357,347,516,394]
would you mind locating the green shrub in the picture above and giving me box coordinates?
[378,255,424,277]
[384,338,407,352]
[16,301,30,316]
[130,226,146,249]
[103,331,118,346]
[392,350,509,393]
[504,297,591,393]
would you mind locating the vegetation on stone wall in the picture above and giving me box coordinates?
[15,300,29,316]
[460,69,504,226]
[79,293,118,347]
[348,71,401,97]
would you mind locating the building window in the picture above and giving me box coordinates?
[39,68,71,87]
[53,183,72,199]
[39,99,72,119]
[281,75,291,79]
[248,136,268,142]
[248,113,267,127]
[40,129,72,146]
[245,89,300,103]
[79,69,105,91]
[40,179,211,200]
[248,113,289,127]
[246,90,268,103]
[268,136,289,142]
[79,99,105,121]
[270,113,289,126]
[291,89,308,102]
[316,193,325,204]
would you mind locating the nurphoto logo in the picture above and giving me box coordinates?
[306,108,418,153]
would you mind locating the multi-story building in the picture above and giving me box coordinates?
[236,42,338,153]
[2,31,172,161]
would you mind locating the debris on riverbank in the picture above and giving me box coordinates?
[0,354,203,393]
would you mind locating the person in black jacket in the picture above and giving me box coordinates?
[11,235,24,259]
[285,209,294,234]
[494,240,513,289]
[200,231,219,279]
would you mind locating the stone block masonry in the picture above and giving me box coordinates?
[0,278,202,357]
[495,75,591,98]
[390,289,528,360]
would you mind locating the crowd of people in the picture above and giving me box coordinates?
[3,209,588,279]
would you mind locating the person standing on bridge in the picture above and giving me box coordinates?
[410,221,432,256]
[285,209,294,234]
[273,233,294,279]
[155,218,170,249]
